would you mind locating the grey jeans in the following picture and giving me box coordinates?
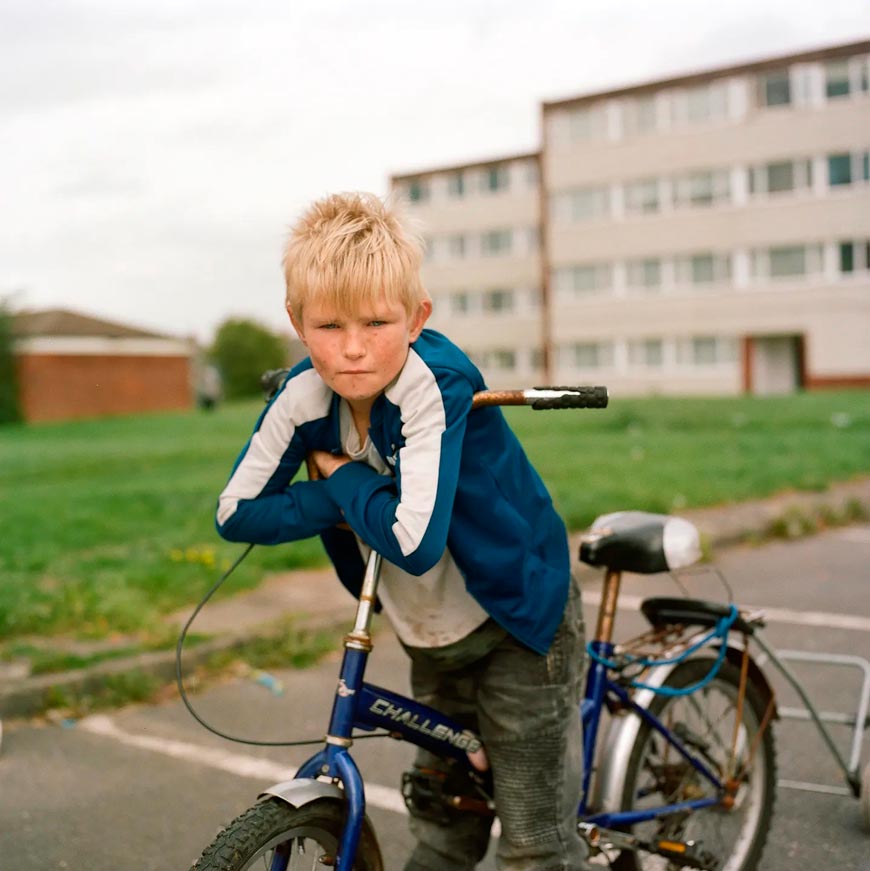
[402,577,589,871]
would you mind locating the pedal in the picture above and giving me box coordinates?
[648,839,718,869]
[579,824,718,870]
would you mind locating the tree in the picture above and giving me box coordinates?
[210,318,288,400]
[0,300,22,424]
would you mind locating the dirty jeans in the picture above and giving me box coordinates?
[402,577,589,871]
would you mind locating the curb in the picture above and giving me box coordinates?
[0,614,347,721]
[2,478,869,721]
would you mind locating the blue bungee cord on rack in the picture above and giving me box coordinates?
[586,604,740,697]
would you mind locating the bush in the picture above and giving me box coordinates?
[210,318,288,399]
[0,301,22,424]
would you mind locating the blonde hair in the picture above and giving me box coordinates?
[283,192,429,319]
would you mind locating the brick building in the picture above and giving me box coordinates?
[12,308,194,422]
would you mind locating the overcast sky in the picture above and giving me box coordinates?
[2,1,868,342]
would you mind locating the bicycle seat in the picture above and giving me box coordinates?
[578,511,701,574]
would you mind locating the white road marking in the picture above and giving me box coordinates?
[79,714,409,816]
[833,527,870,544]
[580,591,870,633]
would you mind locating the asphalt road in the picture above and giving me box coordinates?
[2,526,869,870]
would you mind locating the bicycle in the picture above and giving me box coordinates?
[182,385,784,870]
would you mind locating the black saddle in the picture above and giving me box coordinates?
[578,511,701,575]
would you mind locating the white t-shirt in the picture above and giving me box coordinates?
[339,400,488,648]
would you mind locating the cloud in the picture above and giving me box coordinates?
[1,0,868,341]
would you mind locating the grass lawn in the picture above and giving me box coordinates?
[1,389,868,642]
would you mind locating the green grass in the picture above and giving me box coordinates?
[1,390,868,642]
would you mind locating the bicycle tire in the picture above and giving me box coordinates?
[611,657,776,871]
[190,796,383,871]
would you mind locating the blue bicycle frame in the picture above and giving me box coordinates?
[275,551,734,871]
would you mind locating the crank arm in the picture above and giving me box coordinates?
[579,823,719,870]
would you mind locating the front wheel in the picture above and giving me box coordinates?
[191,797,383,871]
[612,657,776,871]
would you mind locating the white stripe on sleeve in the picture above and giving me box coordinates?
[216,369,331,526]
[384,350,447,556]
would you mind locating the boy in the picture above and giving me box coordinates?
[216,192,588,870]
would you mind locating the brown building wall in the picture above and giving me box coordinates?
[16,354,193,423]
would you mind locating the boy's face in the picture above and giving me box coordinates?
[289,294,431,409]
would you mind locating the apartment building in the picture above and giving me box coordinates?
[391,153,544,387]
[393,38,870,394]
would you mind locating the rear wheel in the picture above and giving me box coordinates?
[191,797,383,871]
[612,658,776,871]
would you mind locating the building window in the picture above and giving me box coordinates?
[624,178,660,215]
[825,60,851,98]
[447,171,465,198]
[482,289,515,313]
[758,68,791,107]
[672,81,729,124]
[450,292,471,315]
[623,94,657,136]
[675,253,731,286]
[840,241,855,273]
[769,246,808,277]
[828,153,853,186]
[626,258,662,290]
[752,244,823,279]
[553,263,613,297]
[749,159,813,195]
[566,341,614,370]
[839,240,870,273]
[551,187,611,223]
[691,337,717,365]
[481,229,512,256]
[482,165,510,193]
[628,338,664,368]
[568,104,607,140]
[483,349,516,371]
[447,234,466,259]
[673,169,730,207]
[406,178,429,203]
[677,336,737,366]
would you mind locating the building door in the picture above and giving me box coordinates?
[746,335,804,395]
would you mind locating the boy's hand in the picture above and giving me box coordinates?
[309,450,351,480]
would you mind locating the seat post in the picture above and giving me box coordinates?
[594,568,623,645]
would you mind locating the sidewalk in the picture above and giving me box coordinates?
[2,477,869,720]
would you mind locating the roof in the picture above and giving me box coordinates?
[390,150,540,184]
[11,308,171,340]
[543,37,870,111]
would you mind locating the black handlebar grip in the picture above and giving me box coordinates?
[261,368,291,402]
[530,387,609,410]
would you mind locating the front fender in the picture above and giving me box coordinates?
[260,777,344,808]
[592,637,777,815]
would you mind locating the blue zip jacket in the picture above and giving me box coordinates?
[216,329,571,654]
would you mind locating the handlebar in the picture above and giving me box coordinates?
[471,386,608,410]
[263,369,609,411]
